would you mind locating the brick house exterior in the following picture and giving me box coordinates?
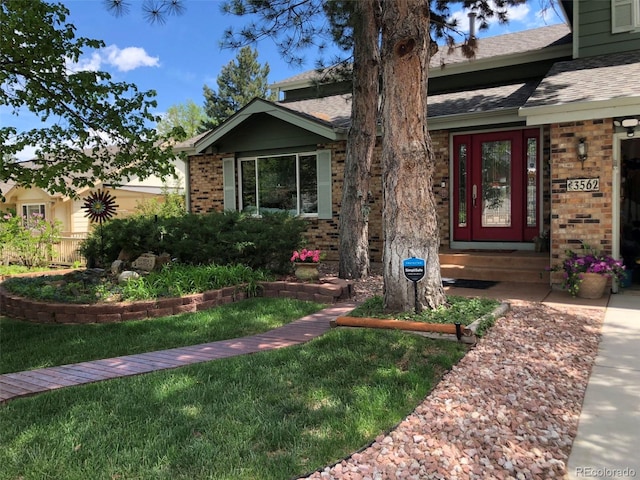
[178,0,640,289]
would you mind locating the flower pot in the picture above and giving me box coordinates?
[577,273,608,299]
[294,262,319,281]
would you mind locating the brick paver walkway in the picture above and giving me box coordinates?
[0,302,356,403]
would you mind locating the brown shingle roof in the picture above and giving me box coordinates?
[430,23,571,67]
[278,80,539,128]
[278,94,352,129]
[428,81,540,117]
[523,50,640,108]
[273,24,571,89]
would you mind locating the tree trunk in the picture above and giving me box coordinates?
[338,0,380,280]
[380,0,446,312]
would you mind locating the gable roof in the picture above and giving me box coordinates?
[189,98,343,154]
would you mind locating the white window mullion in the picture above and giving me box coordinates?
[295,154,301,215]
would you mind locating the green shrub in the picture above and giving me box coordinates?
[2,263,273,304]
[79,211,307,273]
[0,211,62,267]
[132,190,185,218]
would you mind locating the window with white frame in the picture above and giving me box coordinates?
[239,152,319,216]
[612,0,640,33]
[21,204,46,227]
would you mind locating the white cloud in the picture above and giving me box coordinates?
[103,45,160,72]
[67,45,160,73]
[70,52,102,72]
[505,3,531,23]
[15,145,38,161]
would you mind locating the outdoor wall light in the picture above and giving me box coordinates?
[613,117,639,137]
[577,137,588,168]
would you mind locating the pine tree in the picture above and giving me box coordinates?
[200,46,276,131]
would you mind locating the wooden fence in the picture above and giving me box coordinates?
[53,232,87,266]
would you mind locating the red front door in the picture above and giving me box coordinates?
[453,129,539,243]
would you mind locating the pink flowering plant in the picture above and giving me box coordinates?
[554,244,625,296]
[290,248,321,264]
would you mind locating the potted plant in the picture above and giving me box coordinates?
[554,244,625,298]
[290,248,321,281]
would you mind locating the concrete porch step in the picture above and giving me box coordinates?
[439,250,550,284]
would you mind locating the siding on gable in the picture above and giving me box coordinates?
[578,0,640,57]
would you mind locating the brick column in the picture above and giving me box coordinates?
[549,118,614,284]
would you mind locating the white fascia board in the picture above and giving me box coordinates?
[520,97,640,125]
[429,43,572,78]
[270,77,315,91]
[427,108,523,130]
[172,143,197,155]
[195,101,339,154]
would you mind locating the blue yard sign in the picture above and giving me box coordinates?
[403,257,426,282]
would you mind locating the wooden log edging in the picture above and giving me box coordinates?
[332,301,511,344]
[0,279,352,325]
[334,316,470,335]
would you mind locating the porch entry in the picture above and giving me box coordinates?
[453,129,540,242]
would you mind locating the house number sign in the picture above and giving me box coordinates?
[567,177,600,192]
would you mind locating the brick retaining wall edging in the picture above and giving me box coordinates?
[0,280,352,325]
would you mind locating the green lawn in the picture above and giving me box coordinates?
[0,297,323,374]
[0,328,467,480]
[350,295,499,325]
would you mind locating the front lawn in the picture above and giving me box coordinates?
[0,297,323,374]
[0,328,467,480]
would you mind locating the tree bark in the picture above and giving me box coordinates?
[338,0,380,279]
[380,0,446,312]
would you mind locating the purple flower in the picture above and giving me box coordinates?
[552,244,626,296]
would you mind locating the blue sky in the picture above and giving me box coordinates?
[9,0,566,160]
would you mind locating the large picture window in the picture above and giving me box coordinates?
[239,153,318,216]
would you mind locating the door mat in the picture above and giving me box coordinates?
[459,249,516,253]
[442,278,499,289]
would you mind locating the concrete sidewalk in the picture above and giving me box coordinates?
[566,289,640,480]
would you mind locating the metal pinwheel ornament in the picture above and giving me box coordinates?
[82,190,119,224]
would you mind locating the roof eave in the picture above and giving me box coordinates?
[520,97,640,125]
[428,108,524,130]
[429,43,572,79]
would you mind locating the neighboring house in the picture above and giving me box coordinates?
[176,0,640,288]
[1,157,186,264]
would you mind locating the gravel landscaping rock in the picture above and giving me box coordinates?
[302,266,604,480]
